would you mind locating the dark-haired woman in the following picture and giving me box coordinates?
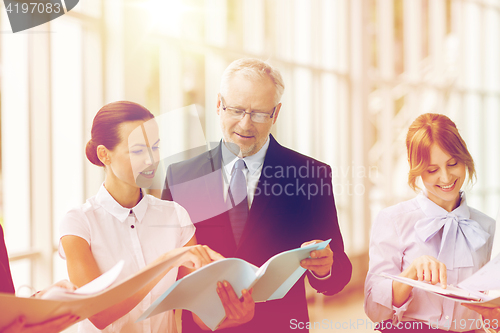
[59,101,223,333]
[364,113,495,332]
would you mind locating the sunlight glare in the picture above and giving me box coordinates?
[145,0,185,36]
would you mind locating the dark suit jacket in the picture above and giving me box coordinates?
[162,135,351,332]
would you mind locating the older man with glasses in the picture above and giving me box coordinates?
[162,58,352,332]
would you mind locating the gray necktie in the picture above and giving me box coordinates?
[228,159,248,244]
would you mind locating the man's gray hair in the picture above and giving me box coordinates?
[220,58,285,105]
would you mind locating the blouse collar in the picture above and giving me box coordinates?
[95,184,148,223]
[415,190,489,269]
[416,190,469,219]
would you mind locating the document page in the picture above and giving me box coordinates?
[0,247,191,327]
[251,240,331,301]
[41,261,125,301]
[458,252,500,292]
[139,239,331,331]
[138,258,259,330]
[380,273,487,301]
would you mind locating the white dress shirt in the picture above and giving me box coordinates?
[364,192,495,331]
[59,184,195,333]
[221,137,270,208]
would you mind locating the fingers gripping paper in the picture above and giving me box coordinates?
[138,240,331,331]
[0,247,192,327]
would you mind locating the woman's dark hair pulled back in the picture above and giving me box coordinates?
[86,101,154,167]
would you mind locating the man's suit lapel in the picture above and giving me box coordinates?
[208,141,240,253]
[207,141,223,172]
[202,142,228,220]
[173,142,229,225]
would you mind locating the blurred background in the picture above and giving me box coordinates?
[1,0,499,331]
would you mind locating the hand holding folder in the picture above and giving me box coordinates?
[380,251,500,308]
[0,246,193,328]
[138,240,332,331]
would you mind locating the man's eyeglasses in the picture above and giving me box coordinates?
[220,96,278,124]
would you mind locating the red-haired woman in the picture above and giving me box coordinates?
[59,101,224,333]
[364,113,495,332]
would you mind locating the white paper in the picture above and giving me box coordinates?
[379,273,500,308]
[458,252,500,292]
[139,258,259,330]
[250,242,330,301]
[41,261,125,301]
[380,273,488,301]
[0,247,191,328]
[75,260,124,295]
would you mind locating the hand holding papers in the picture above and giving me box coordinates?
[0,266,122,333]
[138,240,332,331]
[0,247,192,328]
[40,261,125,301]
[462,300,500,323]
[381,273,489,302]
[380,251,500,308]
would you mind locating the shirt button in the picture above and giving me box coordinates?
[131,225,135,229]
[445,316,449,320]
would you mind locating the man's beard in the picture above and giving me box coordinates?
[224,136,255,156]
[221,122,258,157]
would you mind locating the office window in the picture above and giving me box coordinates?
[1,2,106,294]
[1,0,499,305]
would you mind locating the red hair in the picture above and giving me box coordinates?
[406,113,475,191]
[86,101,154,167]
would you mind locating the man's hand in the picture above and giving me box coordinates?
[1,314,79,333]
[299,240,333,278]
[216,281,255,328]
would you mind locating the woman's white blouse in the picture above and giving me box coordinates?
[59,185,195,333]
[364,192,495,332]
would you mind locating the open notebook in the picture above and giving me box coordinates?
[138,240,331,331]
